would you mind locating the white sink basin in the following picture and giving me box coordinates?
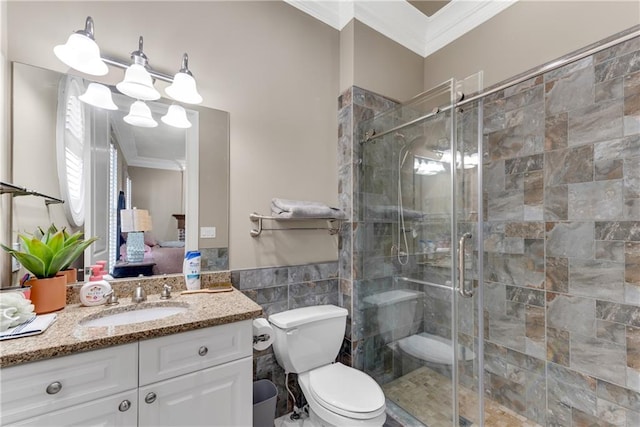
[81,305,188,328]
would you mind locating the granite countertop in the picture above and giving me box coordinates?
[0,287,262,368]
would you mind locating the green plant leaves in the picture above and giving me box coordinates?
[1,224,98,279]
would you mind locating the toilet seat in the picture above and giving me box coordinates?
[305,363,386,419]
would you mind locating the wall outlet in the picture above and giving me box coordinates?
[200,227,216,239]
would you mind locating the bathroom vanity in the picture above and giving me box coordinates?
[0,288,262,426]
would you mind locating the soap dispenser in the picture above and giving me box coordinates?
[80,266,113,306]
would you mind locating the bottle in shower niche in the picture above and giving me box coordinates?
[183,250,201,290]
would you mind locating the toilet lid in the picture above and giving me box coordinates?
[308,363,385,416]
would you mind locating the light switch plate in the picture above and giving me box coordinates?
[11,243,20,272]
[200,227,216,238]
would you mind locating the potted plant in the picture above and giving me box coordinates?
[1,225,97,314]
[35,225,96,284]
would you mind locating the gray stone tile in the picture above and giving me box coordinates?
[545,144,594,186]
[568,180,624,220]
[570,258,625,302]
[596,241,626,262]
[545,185,568,220]
[505,154,544,175]
[596,221,640,241]
[624,156,640,199]
[545,65,594,116]
[571,333,627,384]
[487,188,524,220]
[547,362,597,415]
[596,77,624,103]
[596,300,640,328]
[568,99,624,146]
[597,379,640,412]
[547,293,596,336]
[597,319,627,345]
[595,51,640,83]
[546,221,595,258]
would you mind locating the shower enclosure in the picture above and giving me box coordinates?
[356,79,484,426]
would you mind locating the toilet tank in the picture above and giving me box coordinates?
[268,305,348,374]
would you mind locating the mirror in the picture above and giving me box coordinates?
[9,62,229,281]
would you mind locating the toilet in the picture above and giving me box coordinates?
[269,305,386,427]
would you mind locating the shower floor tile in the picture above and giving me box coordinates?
[382,367,542,427]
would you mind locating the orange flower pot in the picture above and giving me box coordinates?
[57,268,78,284]
[27,276,67,314]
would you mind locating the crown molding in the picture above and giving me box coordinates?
[283,0,519,58]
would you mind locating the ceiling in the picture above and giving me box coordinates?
[284,0,518,57]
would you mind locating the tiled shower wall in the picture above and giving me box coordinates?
[233,261,339,416]
[337,87,400,369]
[482,34,640,425]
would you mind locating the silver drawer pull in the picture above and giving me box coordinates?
[119,400,131,412]
[145,392,157,404]
[46,381,62,395]
[198,346,208,356]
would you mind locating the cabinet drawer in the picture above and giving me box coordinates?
[7,389,138,427]
[139,320,251,385]
[0,343,138,425]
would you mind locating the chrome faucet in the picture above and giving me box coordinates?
[160,284,172,300]
[132,283,147,303]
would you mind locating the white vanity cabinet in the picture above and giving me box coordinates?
[1,343,139,426]
[1,320,253,427]
[137,320,253,427]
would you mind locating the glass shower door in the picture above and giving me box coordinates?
[357,81,483,426]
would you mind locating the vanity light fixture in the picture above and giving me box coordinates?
[53,17,108,76]
[54,16,203,106]
[165,54,203,105]
[116,37,161,101]
[124,101,158,128]
[161,104,192,128]
[78,82,118,110]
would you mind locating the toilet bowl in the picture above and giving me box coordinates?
[268,305,386,427]
[299,363,386,427]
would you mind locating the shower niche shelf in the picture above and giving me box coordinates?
[249,213,343,237]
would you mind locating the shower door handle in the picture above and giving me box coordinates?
[458,233,473,298]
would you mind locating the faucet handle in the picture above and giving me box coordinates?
[160,284,172,300]
[105,290,119,305]
[133,283,147,303]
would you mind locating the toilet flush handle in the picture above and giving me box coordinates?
[286,328,299,336]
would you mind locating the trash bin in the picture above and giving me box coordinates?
[253,379,277,427]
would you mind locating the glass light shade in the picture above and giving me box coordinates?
[116,64,161,101]
[79,83,118,110]
[54,33,108,76]
[124,101,158,128]
[165,72,203,104]
[161,104,192,128]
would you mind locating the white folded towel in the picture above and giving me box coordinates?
[271,198,346,219]
[0,314,57,340]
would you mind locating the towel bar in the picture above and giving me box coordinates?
[249,213,342,237]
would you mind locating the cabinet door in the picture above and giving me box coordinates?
[139,356,252,427]
[7,389,137,427]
